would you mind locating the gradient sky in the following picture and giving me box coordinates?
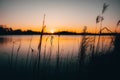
[0,0,120,32]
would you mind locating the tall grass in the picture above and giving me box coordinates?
[10,41,15,66]
[115,20,120,32]
[1,33,119,80]
[113,34,120,53]
[1,3,120,80]
[48,35,54,62]
[38,14,46,69]
[78,26,87,66]
[43,36,49,63]
[37,14,46,79]
[14,40,21,68]
[25,36,33,67]
[96,3,109,54]
[55,35,60,79]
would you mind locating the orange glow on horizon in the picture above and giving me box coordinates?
[50,29,54,33]
[6,24,117,33]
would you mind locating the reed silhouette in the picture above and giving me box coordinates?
[0,31,120,80]
[0,3,120,80]
[14,40,21,68]
[37,14,46,79]
[25,36,33,68]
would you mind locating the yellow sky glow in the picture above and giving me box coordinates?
[0,0,120,33]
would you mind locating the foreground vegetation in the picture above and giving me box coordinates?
[0,34,120,80]
[0,2,120,80]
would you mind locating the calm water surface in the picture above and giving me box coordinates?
[0,35,114,61]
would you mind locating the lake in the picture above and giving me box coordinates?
[0,35,114,62]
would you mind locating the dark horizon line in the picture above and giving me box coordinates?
[0,25,120,36]
[0,31,120,36]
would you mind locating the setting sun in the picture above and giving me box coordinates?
[50,29,54,33]
[0,0,120,80]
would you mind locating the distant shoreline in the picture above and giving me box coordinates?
[0,33,119,36]
[0,25,120,36]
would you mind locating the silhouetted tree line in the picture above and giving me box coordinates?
[0,25,118,35]
[0,25,13,34]
[0,25,40,35]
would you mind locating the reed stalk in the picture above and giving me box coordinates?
[25,36,33,67]
[14,40,21,68]
[43,36,49,64]
[55,35,60,79]
[37,14,46,79]
[38,14,46,65]
[48,35,54,63]
[115,20,120,33]
[96,3,109,54]
[78,26,88,67]
[10,41,15,67]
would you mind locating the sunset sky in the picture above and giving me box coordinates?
[0,0,120,33]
